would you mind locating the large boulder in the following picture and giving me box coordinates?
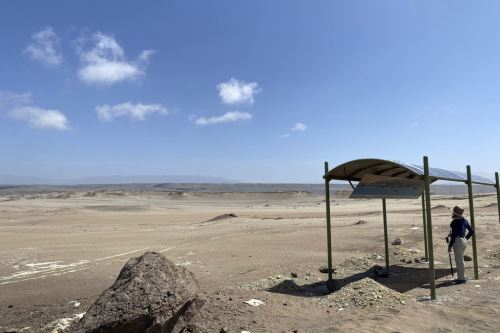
[70,251,201,333]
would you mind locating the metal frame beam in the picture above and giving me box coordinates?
[424,156,436,300]
[421,192,428,260]
[324,162,335,292]
[466,165,479,279]
[496,172,500,224]
[382,198,390,275]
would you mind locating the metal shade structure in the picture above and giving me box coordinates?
[325,158,495,185]
[322,157,500,300]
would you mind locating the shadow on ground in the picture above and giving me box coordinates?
[266,265,452,297]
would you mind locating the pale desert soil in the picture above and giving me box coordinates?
[0,188,499,332]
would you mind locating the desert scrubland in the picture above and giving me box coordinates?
[0,185,499,332]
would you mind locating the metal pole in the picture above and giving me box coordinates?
[466,165,479,279]
[382,198,390,275]
[324,162,335,291]
[421,192,428,260]
[423,156,436,300]
[496,172,500,224]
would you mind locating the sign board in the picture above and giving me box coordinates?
[350,174,424,199]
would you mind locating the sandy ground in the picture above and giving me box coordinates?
[0,188,499,332]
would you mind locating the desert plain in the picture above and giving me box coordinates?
[0,184,499,332]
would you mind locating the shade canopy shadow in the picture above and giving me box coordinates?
[266,265,452,298]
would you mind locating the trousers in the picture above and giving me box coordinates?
[452,237,467,280]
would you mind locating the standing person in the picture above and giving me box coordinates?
[447,206,474,284]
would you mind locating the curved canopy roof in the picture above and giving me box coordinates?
[324,158,495,186]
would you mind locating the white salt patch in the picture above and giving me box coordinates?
[45,312,85,332]
[94,248,149,261]
[68,300,81,307]
[243,299,265,306]
[410,227,420,230]
[159,247,175,253]
[1,247,150,285]
[0,260,90,284]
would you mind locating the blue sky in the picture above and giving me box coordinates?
[0,1,499,183]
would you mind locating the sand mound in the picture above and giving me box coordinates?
[321,277,410,311]
[338,257,373,272]
[482,203,498,208]
[242,275,292,291]
[105,191,125,196]
[432,204,448,210]
[205,213,237,222]
[47,192,71,199]
[353,220,367,225]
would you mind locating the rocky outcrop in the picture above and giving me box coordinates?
[70,251,202,333]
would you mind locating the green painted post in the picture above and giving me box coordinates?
[466,165,479,279]
[421,192,428,260]
[382,198,390,275]
[496,172,500,224]
[423,156,436,300]
[324,162,335,291]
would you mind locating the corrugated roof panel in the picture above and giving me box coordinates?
[326,158,495,185]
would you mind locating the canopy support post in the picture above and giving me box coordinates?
[324,162,335,292]
[382,198,390,276]
[423,156,436,300]
[421,192,428,260]
[466,165,479,279]
[495,172,500,224]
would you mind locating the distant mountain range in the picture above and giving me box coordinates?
[0,174,237,185]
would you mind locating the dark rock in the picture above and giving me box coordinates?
[371,265,387,278]
[220,328,228,333]
[405,259,412,264]
[319,265,336,274]
[414,258,421,263]
[464,254,473,261]
[70,251,201,333]
[391,238,403,246]
[290,272,298,278]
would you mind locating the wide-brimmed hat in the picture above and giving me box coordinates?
[452,206,464,218]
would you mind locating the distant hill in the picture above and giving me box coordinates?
[0,174,237,185]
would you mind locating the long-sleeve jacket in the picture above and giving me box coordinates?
[448,217,474,247]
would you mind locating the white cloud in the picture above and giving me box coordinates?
[77,32,154,85]
[24,27,62,66]
[217,78,260,105]
[291,122,307,131]
[0,91,32,108]
[96,102,167,121]
[11,106,68,130]
[194,111,252,126]
[0,91,69,130]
